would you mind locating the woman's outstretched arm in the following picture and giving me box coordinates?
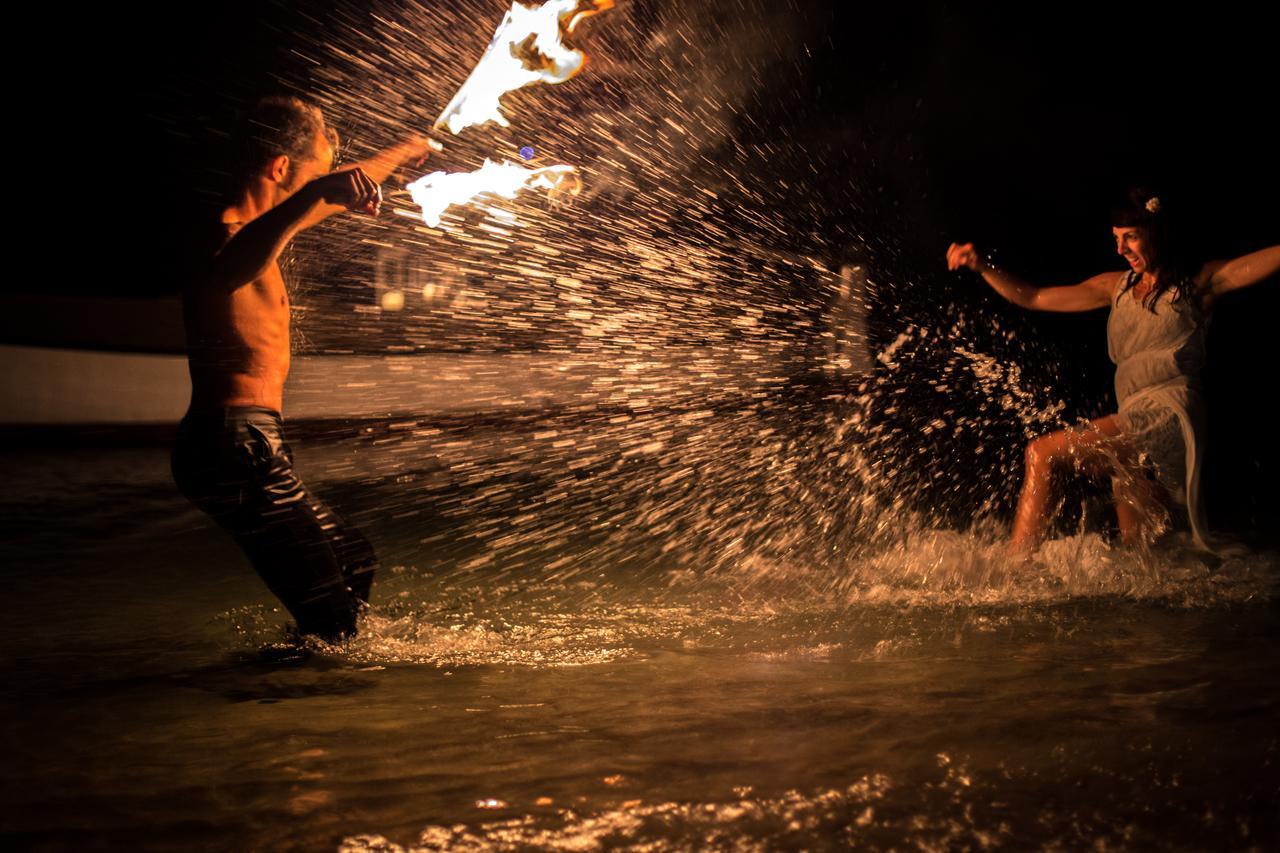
[1200,245,1280,312]
[947,243,1116,312]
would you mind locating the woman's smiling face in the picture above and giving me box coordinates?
[1112,226,1151,275]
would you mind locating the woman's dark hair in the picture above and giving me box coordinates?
[1110,186,1201,311]
[228,95,336,195]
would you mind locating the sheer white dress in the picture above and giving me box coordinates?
[1107,271,1210,549]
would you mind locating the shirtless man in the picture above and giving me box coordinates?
[171,96,438,641]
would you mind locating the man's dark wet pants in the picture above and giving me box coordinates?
[171,407,376,641]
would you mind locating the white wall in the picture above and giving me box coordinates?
[0,344,793,424]
[0,345,191,424]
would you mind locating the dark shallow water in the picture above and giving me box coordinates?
[3,440,1279,852]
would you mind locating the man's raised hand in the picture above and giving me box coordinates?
[311,167,383,217]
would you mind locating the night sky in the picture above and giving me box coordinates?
[45,0,1276,294]
[22,0,1280,533]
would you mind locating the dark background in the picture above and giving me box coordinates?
[32,0,1275,297]
[16,0,1280,535]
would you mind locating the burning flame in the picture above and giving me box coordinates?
[435,0,614,135]
[406,159,581,227]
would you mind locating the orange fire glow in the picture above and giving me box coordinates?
[435,0,615,135]
[406,160,581,227]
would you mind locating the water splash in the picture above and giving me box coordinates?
[171,0,1277,622]
[219,535,1277,668]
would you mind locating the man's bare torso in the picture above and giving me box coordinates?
[183,219,291,414]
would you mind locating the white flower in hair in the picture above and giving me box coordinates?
[1145,196,1161,214]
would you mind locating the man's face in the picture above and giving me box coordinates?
[281,127,336,197]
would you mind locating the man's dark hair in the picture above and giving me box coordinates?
[229,95,335,194]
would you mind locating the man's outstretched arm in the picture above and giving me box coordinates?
[298,134,441,230]
[206,168,382,292]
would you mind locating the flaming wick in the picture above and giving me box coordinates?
[406,159,581,227]
[434,0,614,135]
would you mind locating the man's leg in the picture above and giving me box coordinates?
[173,410,374,642]
[234,415,381,640]
[332,523,377,604]
[232,480,365,641]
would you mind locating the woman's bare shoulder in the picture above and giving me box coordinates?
[1091,270,1127,297]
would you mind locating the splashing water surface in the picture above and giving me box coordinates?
[10,1,1279,850]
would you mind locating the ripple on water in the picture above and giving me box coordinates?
[339,773,896,853]
[338,745,1267,852]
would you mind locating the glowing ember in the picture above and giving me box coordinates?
[435,0,614,135]
[406,159,581,227]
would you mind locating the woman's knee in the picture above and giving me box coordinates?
[1024,434,1060,471]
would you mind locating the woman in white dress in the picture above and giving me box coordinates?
[946,188,1278,556]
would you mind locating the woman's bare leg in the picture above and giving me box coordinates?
[1112,467,1170,547]
[1009,433,1060,557]
[1114,496,1144,546]
[1008,415,1148,557]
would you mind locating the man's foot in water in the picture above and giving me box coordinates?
[258,639,313,664]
